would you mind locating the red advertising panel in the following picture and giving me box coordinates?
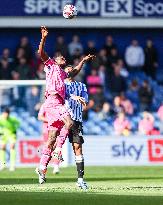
[148,139,163,162]
[19,140,43,163]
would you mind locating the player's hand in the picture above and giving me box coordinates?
[83,54,96,62]
[71,95,81,101]
[72,96,87,106]
[41,26,48,38]
[78,97,87,107]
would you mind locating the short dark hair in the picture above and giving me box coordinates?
[3,107,10,114]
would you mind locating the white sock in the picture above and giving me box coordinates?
[78,178,84,183]
[54,164,59,170]
[39,165,46,171]
[55,147,62,152]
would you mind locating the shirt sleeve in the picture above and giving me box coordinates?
[44,58,55,73]
[12,118,20,130]
[38,104,45,116]
[82,84,88,103]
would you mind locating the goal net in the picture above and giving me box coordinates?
[0,80,69,167]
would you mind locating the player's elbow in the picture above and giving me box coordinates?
[38,49,43,56]
[38,115,41,121]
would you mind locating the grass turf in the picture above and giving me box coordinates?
[0,166,163,205]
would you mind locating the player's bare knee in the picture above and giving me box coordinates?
[66,119,73,130]
[10,144,15,150]
[47,130,57,147]
[1,144,6,150]
[73,143,82,155]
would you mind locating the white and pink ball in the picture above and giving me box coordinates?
[63,5,77,19]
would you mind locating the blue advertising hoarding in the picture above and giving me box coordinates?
[0,0,163,18]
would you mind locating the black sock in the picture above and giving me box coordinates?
[76,161,84,178]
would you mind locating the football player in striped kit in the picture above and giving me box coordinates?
[53,66,89,190]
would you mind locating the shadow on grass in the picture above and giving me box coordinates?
[0,191,163,205]
[1,176,163,185]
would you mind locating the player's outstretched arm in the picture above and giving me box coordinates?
[38,26,49,62]
[71,54,95,77]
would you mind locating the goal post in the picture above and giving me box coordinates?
[0,80,70,168]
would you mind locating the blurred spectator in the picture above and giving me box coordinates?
[0,88,12,109]
[125,40,145,71]
[108,48,120,68]
[98,65,106,87]
[36,63,46,80]
[138,80,153,111]
[109,64,126,96]
[86,69,102,94]
[33,50,42,70]
[74,58,85,82]
[103,35,117,55]
[113,96,123,115]
[114,112,131,136]
[14,48,26,66]
[138,112,154,135]
[126,79,139,103]
[120,93,134,115]
[70,49,81,62]
[144,39,158,80]
[26,86,40,117]
[0,48,13,63]
[15,36,33,62]
[117,59,129,78]
[85,40,97,55]
[55,36,68,57]
[13,58,31,80]
[92,49,109,70]
[68,35,83,56]
[158,104,163,134]
[0,59,12,80]
[98,102,112,120]
[89,87,106,112]
[157,104,163,121]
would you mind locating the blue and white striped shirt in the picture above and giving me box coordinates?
[65,81,88,122]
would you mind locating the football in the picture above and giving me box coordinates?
[63,4,77,19]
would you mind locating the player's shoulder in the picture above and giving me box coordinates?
[10,116,19,122]
[44,58,56,67]
[80,82,86,87]
[44,58,57,73]
[78,82,87,89]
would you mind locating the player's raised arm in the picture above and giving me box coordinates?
[38,26,49,62]
[70,54,95,77]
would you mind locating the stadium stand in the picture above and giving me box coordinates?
[0,30,163,136]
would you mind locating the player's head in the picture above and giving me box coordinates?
[2,107,10,118]
[54,55,66,66]
[64,65,74,77]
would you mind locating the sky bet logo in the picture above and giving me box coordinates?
[112,141,143,161]
[101,0,132,17]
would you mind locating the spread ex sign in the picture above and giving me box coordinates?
[101,0,133,17]
[1,0,163,18]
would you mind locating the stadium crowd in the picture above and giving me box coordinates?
[0,35,162,136]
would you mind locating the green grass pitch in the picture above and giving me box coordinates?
[0,166,163,205]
